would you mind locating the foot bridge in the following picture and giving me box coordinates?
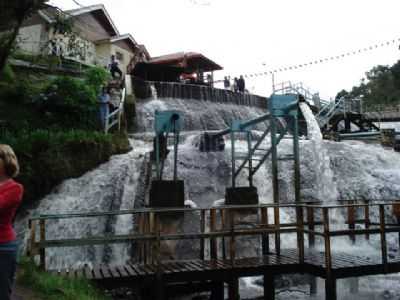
[27,201,400,300]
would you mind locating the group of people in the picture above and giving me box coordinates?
[224,75,246,93]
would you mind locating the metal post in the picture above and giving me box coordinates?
[271,116,279,204]
[155,134,160,180]
[173,128,179,181]
[247,131,253,187]
[293,115,300,203]
[231,130,236,188]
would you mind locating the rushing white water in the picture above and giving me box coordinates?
[300,102,339,201]
[16,140,151,269]
[135,97,268,133]
[17,94,400,299]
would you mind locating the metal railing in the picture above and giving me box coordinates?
[104,75,127,134]
[132,78,267,109]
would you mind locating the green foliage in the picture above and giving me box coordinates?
[85,66,110,93]
[0,63,15,82]
[1,129,130,206]
[44,76,97,107]
[336,60,400,108]
[18,257,110,300]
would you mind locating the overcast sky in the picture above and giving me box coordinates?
[49,0,400,99]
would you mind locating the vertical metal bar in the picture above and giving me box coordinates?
[379,205,388,271]
[155,134,160,180]
[231,129,236,188]
[247,131,253,187]
[39,219,46,270]
[200,210,205,260]
[271,116,279,204]
[173,128,179,181]
[293,115,301,203]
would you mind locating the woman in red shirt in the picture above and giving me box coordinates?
[0,145,23,300]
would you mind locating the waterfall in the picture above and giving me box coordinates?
[150,83,158,99]
[135,97,268,133]
[299,102,339,202]
[17,91,400,299]
[15,140,151,269]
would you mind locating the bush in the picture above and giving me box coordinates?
[85,66,110,93]
[43,76,96,107]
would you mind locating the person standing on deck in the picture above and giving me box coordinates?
[0,145,23,300]
[98,86,110,129]
[238,75,245,92]
[233,77,239,92]
[224,76,230,89]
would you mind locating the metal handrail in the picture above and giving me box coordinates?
[104,82,126,133]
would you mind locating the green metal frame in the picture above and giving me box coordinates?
[230,94,301,203]
[154,110,182,180]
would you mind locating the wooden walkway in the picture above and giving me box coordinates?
[27,201,400,300]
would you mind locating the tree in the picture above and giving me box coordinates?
[337,60,400,109]
[0,0,48,74]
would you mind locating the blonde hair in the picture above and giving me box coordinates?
[0,144,19,178]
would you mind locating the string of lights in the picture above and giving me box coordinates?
[225,37,400,79]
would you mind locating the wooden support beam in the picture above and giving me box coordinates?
[325,278,337,300]
[210,281,224,300]
[228,277,239,300]
[263,273,275,300]
[39,219,46,270]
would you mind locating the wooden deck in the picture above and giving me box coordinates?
[27,201,400,299]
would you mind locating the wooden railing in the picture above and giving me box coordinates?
[27,201,400,273]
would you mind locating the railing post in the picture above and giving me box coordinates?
[348,203,356,244]
[210,208,217,260]
[392,202,400,250]
[307,205,315,247]
[39,219,46,270]
[200,210,205,260]
[229,210,236,264]
[322,207,336,300]
[296,206,304,264]
[220,208,227,260]
[261,207,269,255]
[379,205,388,272]
[364,203,370,240]
[274,206,280,255]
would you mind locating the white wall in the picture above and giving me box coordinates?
[17,24,44,55]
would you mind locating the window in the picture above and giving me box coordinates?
[116,51,124,62]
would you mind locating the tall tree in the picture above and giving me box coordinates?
[0,0,48,74]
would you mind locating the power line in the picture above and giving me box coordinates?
[221,37,400,79]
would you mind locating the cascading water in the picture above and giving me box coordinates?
[299,102,338,202]
[17,93,400,298]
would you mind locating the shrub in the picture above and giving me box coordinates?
[85,66,110,93]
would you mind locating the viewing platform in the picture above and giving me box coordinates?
[27,201,400,300]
